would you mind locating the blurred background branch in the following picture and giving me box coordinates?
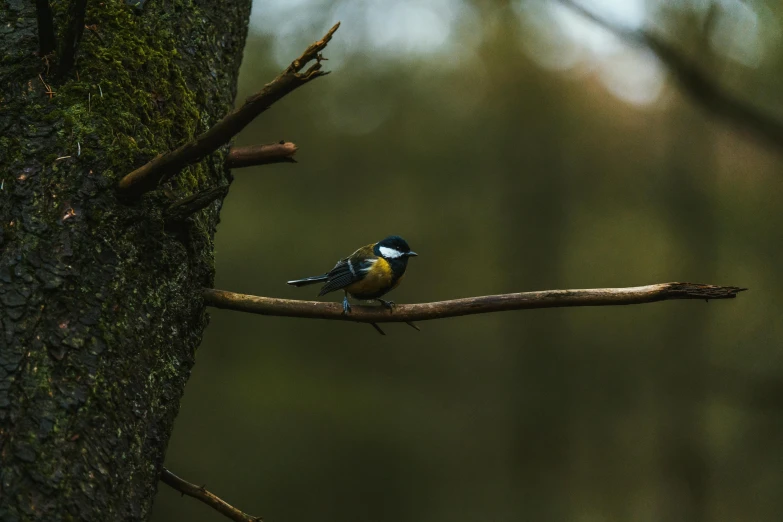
[558,0,783,152]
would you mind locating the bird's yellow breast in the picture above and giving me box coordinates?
[345,257,393,297]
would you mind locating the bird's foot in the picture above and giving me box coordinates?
[342,296,352,315]
[376,298,395,311]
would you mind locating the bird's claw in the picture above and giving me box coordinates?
[342,296,352,315]
[376,299,395,310]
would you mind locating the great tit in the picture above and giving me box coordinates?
[287,235,418,314]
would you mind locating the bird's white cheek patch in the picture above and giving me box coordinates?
[379,246,403,258]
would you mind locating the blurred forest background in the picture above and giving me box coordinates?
[153,1,783,521]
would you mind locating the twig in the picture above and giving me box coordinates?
[159,467,261,522]
[35,0,57,56]
[226,141,299,169]
[117,23,340,198]
[38,74,55,99]
[164,186,229,224]
[557,0,783,151]
[57,0,88,78]
[202,283,745,324]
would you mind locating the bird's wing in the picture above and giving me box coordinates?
[317,259,355,295]
[317,244,376,296]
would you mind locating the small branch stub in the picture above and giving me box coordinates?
[160,467,261,522]
[226,141,298,169]
[165,185,229,224]
[117,23,340,198]
[202,283,746,325]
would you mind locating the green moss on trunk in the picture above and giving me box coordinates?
[0,1,251,520]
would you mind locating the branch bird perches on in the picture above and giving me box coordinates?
[117,23,340,198]
[557,0,783,152]
[203,283,745,326]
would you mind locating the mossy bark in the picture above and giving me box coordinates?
[0,1,251,520]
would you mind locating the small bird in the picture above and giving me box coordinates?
[287,235,418,315]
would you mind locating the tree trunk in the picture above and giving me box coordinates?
[0,1,251,520]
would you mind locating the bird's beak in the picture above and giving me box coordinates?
[407,251,418,257]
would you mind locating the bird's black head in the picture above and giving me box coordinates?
[373,235,418,260]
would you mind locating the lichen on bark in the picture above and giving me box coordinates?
[0,1,252,520]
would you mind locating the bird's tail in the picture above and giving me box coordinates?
[287,274,328,287]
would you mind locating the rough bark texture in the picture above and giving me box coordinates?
[0,1,251,520]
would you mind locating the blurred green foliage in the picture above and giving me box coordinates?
[153,1,783,521]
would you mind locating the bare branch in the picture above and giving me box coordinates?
[557,0,783,151]
[57,0,87,78]
[226,141,298,169]
[159,467,261,522]
[117,23,340,198]
[202,283,745,324]
[35,0,57,56]
[164,186,229,224]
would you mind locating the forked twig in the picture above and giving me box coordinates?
[117,23,340,198]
